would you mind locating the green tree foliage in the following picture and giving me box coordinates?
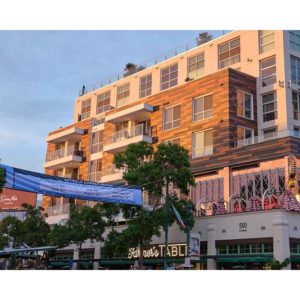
[110,142,195,269]
[49,204,106,269]
[101,229,128,259]
[267,258,291,270]
[0,216,23,248]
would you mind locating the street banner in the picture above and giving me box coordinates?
[0,164,142,206]
[190,233,201,260]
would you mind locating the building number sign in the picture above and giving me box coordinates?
[239,222,247,232]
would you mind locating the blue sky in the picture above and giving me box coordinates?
[0,30,226,173]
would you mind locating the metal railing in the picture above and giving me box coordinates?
[46,204,70,216]
[92,116,105,126]
[45,146,82,162]
[234,129,300,148]
[105,123,151,145]
[78,31,230,96]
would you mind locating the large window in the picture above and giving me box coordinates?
[89,159,102,182]
[187,52,205,79]
[116,83,130,107]
[289,31,300,52]
[193,94,213,122]
[81,98,91,120]
[262,92,277,122]
[140,74,152,98]
[291,55,300,85]
[96,91,111,115]
[237,90,253,119]
[163,105,181,131]
[192,129,213,158]
[237,126,254,141]
[91,131,104,154]
[259,30,275,53]
[262,127,277,140]
[161,63,178,90]
[260,56,276,87]
[218,37,240,69]
[293,91,300,120]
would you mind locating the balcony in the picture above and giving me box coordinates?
[234,129,300,148]
[92,116,105,132]
[44,146,83,170]
[100,164,127,183]
[46,127,84,144]
[105,103,153,124]
[45,204,70,225]
[103,124,152,153]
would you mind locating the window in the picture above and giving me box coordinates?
[289,31,300,52]
[96,91,111,115]
[251,243,263,253]
[239,244,250,254]
[91,131,104,154]
[193,94,213,122]
[259,30,275,53]
[263,243,273,253]
[294,126,300,138]
[89,159,102,182]
[291,55,300,86]
[163,138,181,145]
[81,98,91,120]
[262,127,277,140]
[187,52,205,79]
[163,105,181,131]
[218,37,240,69]
[228,245,238,254]
[237,126,254,141]
[116,83,130,107]
[192,129,213,158]
[161,63,178,90]
[140,74,152,98]
[260,56,276,87]
[262,92,277,122]
[293,91,300,120]
[237,90,253,119]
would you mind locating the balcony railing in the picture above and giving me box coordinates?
[102,164,127,177]
[234,129,300,148]
[78,31,230,96]
[105,124,151,145]
[91,143,104,154]
[89,171,102,182]
[92,116,105,126]
[45,146,82,162]
[64,173,78,179]
[46,204,70,217]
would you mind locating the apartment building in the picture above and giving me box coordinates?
[43,30,300,269]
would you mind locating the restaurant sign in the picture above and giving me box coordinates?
[0,188,37,209]
[128,243,187,259]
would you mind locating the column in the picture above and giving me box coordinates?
[272,212,291,270]
[93,241,101,270]
[207,221,217,270]
[72,247,80,270]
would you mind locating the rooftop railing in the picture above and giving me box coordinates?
[78,31,230,96]
[234,129,300,148]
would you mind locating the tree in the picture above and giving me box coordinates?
[113,141,195,269]
[0,216,23,249]
[49,204,106,269]
[267,258,291,270]
[21,204,50,247]
[101,229,128,259]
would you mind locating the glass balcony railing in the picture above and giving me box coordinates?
[45,146,82,162]
[102,164,127,177]
[234,129,300,148]
[46,204,70,217]
[105,124,151,145]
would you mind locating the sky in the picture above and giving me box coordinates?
[0,30,227,173]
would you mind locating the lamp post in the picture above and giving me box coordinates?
[163,177,170,270]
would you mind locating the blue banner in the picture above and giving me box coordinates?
[0,164,142,206]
